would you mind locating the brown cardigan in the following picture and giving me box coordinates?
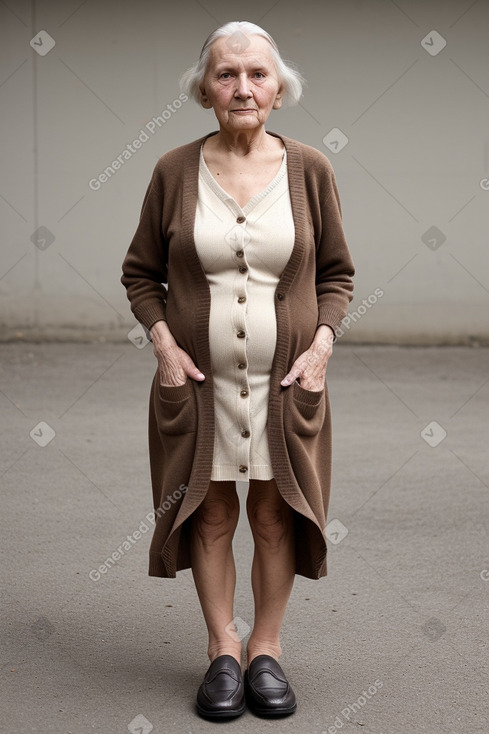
[121,131,355,580]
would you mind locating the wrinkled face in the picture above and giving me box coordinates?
[200,34,283,131]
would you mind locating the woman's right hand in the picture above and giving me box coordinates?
[150,320,205,387]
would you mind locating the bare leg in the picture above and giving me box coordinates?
[245,478,296,665]
[190,480,241,664]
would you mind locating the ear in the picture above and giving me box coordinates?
[199,87,213,109]
[272,91,283,110]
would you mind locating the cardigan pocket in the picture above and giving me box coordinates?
[157,379,197,434]
[284,379,326,436]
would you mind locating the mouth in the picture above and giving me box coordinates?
[231,108,257,112]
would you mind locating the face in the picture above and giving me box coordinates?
[200,34,283,131]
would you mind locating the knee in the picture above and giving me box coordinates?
[193,497,239,544]
[247,499,291,548]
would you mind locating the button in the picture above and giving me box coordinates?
[238,362,246,369]
[277,292,284,300]
[241,429,250,438]
[236,215,246,223]
[240,390,248,398]
[237,296,246,303]
[236,250,244,258]
[239,465,248,473]
[237,330,246,338]
[238,266,248,274]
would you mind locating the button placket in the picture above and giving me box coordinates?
[231,211,251,474]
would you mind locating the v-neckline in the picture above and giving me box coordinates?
[179,131,308,337]
[199,143,287,214]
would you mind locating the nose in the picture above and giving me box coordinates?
[234,72,252,99]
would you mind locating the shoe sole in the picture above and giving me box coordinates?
[196,702,246,720]
[246,702,297,717]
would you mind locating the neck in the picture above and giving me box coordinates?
[211,126,273,156]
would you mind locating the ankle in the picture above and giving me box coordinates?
[208,641,242,665]
[246,638,282,665]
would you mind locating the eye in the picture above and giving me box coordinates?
[219,72,232,79]
[254,72,265,79]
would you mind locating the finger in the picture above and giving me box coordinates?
[181,354,205,381]
[189,368,205,381]
[280,365,303,387]
[281,353,312,386]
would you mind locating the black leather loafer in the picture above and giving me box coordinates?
[244,654,297,717]
[196,654,245,719]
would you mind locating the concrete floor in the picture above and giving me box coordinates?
[1,342,488,733]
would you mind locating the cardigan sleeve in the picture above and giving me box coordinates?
[120,167,169,331]
[314,161,355,334]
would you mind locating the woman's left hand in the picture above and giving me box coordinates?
[280,324,334,391]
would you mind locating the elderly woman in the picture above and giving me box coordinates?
[121,20,354,720]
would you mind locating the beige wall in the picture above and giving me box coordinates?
[1,0,488,343]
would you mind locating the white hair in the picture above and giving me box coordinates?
[180,21,305,107]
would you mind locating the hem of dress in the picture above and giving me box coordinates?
[210,465,274,481]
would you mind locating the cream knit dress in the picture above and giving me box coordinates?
[194,144,295,481]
